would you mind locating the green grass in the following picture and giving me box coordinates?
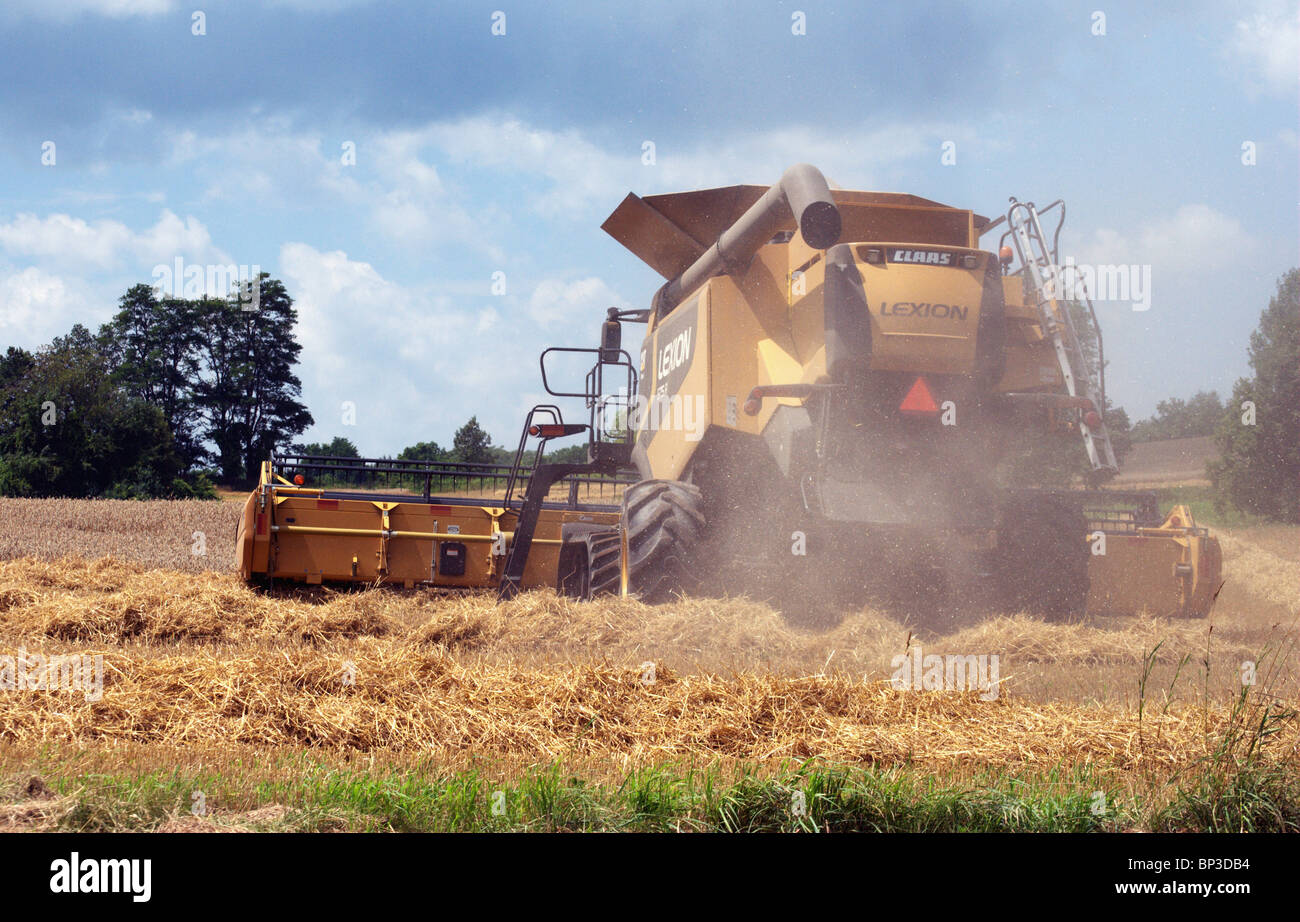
[1152,485,1266,529]
[1151,766,1300,833]
[13,757,1299,833]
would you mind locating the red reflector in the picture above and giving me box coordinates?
[255,513,267,535]
[899,377,939,415]
[429,505,452,513]
[530,424,570,438]
[316,499,338,510]
[1084,410,1102,429]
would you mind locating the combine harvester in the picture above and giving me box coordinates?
[236,164,1220,620]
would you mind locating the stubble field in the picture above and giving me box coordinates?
[0,495,1296,831]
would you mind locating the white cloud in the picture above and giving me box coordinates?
[152,112,985,267]
[279,242,518,446]
[164,118,503,258]
[1074,204,1253,276]
[0,268,97,345]
[417,114,990,222]
[4,0,173,19]
[167,122,361,206]
[277,242,628,452]
[0,210,227,273]
[0,214,128,270]
[362,131,504,258]
[476,305,499,333]
[527,277,626,328]
[1223,0,1300,96]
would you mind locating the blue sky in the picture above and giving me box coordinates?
[1,0,1296,456]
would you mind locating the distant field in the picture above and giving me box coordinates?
[1113,436,1217,487]
[0,497,239,572]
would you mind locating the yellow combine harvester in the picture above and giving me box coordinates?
[237,164,1221,620]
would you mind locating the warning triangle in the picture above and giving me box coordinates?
[899,376,939,414]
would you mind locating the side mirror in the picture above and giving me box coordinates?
[600,317,622,363]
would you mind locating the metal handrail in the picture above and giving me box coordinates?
[273,453,635,506]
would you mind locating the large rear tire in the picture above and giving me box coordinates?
[622,479,705,603]
[995,493,1089,621]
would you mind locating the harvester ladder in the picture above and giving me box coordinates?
[1006,198,1118,472]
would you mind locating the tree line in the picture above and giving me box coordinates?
[1129,391,1224,443]
[0,276,312,498]
[1208,269,1299,522]
[292,418,589,485]
[0,262,589,499]
[1091,269,1297,523]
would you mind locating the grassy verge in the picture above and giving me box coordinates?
[1152,485,1266,529]
[6,753,1298,833]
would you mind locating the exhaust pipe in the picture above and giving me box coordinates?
[655,163,841,316]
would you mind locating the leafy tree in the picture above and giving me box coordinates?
[996,394,1132,488]
[0,325,184,497]
[452,416,493,465]
[1208,269,1299,522]
[397,440,448,462]
[194,276,314,484]
[388,441,449,493]
[1106,403,1133,464]
[1130,390,1223,442]
[192,296,245,482]
[295,436,361,458]
[544,443,589,465]
[99,284,205,467]
[0,346,34,389]
[288,436,362,487]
